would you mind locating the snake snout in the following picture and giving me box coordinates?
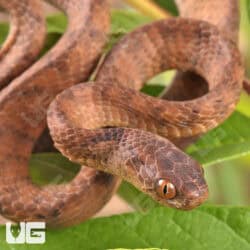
[181,184,209,210]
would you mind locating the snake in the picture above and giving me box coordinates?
[0,0,46,89]
[0,0,244,228]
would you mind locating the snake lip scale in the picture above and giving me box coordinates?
[0,0,245,227]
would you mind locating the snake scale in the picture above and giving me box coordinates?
[0,0,244,227]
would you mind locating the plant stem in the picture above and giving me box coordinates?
[124,0,171,20]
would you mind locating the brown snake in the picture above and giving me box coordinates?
[0,0,244,228]
[0,0,46,89]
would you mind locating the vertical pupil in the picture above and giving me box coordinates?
[163,184,168,194]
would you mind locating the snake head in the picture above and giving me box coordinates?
[127,136,209,210]
[152,148,208,210]
[153,162,209,211]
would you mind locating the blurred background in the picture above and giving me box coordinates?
[0,0,249,223]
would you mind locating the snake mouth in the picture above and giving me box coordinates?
[163,184,209,210]
[182,188,209,210]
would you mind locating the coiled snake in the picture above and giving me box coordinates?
[0,0,244,227]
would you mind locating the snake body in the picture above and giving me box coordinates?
[0,0,244,227]
[163,0,240,103]
[0,0,114,227]
[0,0,46,89]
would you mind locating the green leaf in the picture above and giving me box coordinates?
[111,10,152,34]
[109,249,166,250]
[46,14,67,33]
[29,153,79,185]
[118,181,158,211]
[1,206,250,250]
[0,22,8,45]
[141,85,164,97]
[247,0,250,21]
[40,33,62,56]
[187,112,250,166]
[153,0,179,16]
[215,162,248,206]
[237,91,250,117]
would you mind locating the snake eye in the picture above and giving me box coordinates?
[156,179,176,199]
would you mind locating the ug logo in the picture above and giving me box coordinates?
[6,222,46,244]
